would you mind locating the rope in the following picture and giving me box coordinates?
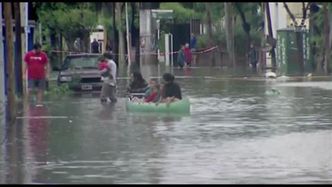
[49,45,220,57]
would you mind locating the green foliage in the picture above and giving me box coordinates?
[45,83,72,98]
[197,32,226,49]
[192,3,226,21]
[36,3,97,42]
[160,3,196,23]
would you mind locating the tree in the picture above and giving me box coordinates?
[4,2,16,122]
[234,3,263,52]
[160,3,196,24]
[36,3,97,52]
[224,3,235,67]
[115,2,126,66]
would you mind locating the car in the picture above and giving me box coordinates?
[56,53,103,92]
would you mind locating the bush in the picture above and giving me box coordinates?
[45,83,73,98]
[197,32,226,49]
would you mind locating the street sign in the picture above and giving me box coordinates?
[151,9,173,19]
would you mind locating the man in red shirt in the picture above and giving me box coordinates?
[24,43,49,106]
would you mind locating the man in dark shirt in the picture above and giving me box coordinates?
[248,43,258,73]
[91,38,100,53]
[161,73,182,103]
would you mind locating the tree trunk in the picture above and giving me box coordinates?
[4,2,16,122]
[206,3,213,46]
[81,31,90,53]
[323,3,330,73]
[235,3,251,56]
[113,2,118,65]
[14,2,23,97]
[309,4,316,72]
[205,3,215,65]
[64,36,76,53]
[224,2,235,67]
[59,33,63,64]
[116,3,126,67]
[265,3,277,72]
[260,3,266,71]
[131,3,140,68]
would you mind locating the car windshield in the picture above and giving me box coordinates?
[61,56,100,70]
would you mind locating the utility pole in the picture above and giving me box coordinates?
[20,2,28,96]
[0,3,5,107]
[14,2,23,97]
[4,2,16,122]
[125,2,131,74]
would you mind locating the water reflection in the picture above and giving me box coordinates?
[3,120,25,184]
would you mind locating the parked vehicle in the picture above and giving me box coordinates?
[56,54,103,92]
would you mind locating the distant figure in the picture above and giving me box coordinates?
[74,37,81,52]
[177,45,185,68]
[190,33,197,65]
[106,41,113,54]
[184,43,192,67]
[91,38,100,53]
[24,43,49,107]
[189,33,197,51]
[248,43,258,73]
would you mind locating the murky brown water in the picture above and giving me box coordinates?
[0,65,332,184]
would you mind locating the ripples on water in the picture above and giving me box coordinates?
[0,66,331,184]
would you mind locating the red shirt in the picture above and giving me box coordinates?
[24,51,48,79]
[184,47,192,62]
[145,91,158,103]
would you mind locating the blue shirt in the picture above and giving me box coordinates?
[190,37,197,49]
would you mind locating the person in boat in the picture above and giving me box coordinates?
[144,83,161,103]
[144,78,158,97]
[160,73,182,104]
[127,71,148,98]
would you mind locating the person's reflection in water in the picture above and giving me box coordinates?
[98,102,116,121]
[184,66,192,76]
[28,105,49,166]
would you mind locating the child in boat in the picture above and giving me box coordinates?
[144,78,158,97]
[144,83,160,103]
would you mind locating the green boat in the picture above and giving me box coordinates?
[126,98,190,114]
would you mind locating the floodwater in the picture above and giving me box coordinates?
[0,65,331,184]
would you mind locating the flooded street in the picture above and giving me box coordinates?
[0,65,331,184]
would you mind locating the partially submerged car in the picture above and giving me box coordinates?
[56,54,103,92]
